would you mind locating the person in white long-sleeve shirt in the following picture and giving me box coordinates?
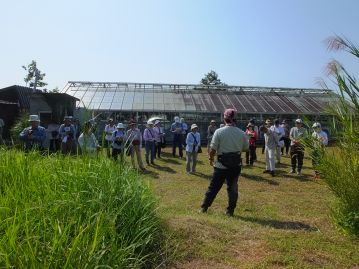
[311,122,328,179]
[78,122,100,154]
[185,124,201,174]
[270,119,285,164]
[261,124,279,176]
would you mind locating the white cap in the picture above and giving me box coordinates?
[147,120,154,125]
[295,119,302,124]
[191,124,198,130]
[312,122,321,128]
[28,115,40,122]
[116,123,125,129]
[174,116,180,122]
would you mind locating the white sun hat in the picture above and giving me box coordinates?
[116,123,125,129]
[312,122,321,128]
[295,119,303,124]
[28,115,40,122]
[191,124,198,130]
[147,120,154,125]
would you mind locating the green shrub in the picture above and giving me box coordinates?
[318,36,359,236]
[0,150,164,268]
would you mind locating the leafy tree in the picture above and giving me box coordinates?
[22,60,47,89]
[200,70,226,86]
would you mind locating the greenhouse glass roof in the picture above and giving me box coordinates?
[61,81,335,115]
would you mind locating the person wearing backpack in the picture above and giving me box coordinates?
[185,124,201,174]
[199,109,249,217]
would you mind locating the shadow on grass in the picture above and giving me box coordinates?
[283,173,312,182]
[161,158,181,165]
[237,216,318,231]
[154,165,177,174]
[241,172,279,186]
[191,172,211,180]
[141,168,160,178]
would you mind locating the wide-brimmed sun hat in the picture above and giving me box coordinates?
[28,115,40,122]
[116,123,125,129]
[295,119,303,124]
[147,120,154,125]
[191,124,198,130]
[312,122,321,128]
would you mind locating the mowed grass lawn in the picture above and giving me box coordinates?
[140,147,359,269]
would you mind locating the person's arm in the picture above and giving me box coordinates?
[143,129,148,141]
[185,133,192,146]
[253,131,257,140]
[78,134,84,149]
[197,133,201,147]
[170,123,176,133]
[289,128,295,142]
[19,128,29,141]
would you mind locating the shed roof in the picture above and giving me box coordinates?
[61,81,336,115]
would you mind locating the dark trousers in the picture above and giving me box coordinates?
[145,141,156,163]
[281,137,290,155]
[201,166,241,214]
[246,144,256,165]
[155,142,162,158]
[262,143,265,154]
[172,134,183,157]
[112,148,123,161]
[290,144,304,171]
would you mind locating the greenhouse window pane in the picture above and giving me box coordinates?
[143,103,154,110]
[99,102,112,110]
[110,103,122,110]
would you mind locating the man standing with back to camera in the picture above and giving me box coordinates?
[199,109,249,217]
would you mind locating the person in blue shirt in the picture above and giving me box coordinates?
[19,115,47,151]
[185,124,201,174]
[171,116,184,158]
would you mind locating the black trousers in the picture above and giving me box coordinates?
[112,148,123,161]
[281,137,291,155]
[201,166,241,214]
[290,144,304,171]
[155,142,162,158]
[172,134,183,157]
[246,145,256,165]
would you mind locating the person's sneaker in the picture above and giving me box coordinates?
[151,161,155,165]
[289,169,295,174]
[263,170,271,173]
[225,210,234,217]
[198,207,207,214]
[297,170,302,176]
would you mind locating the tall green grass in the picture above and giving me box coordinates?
[0,150,164,268]
[316,36,359,236]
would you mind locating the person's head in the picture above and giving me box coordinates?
[147,120,154,128]
[116,123,125,130]
[174,116,180,123]
[247,123,254,130]
[210,120,216,126]
[282,119,287,125]
[191,124,198,133]
[223,108,236,124]
[274,119,280,127]
[64,116,71,125]
[83,122,92,134]
[295,119,303,127]
[265,119,272,127]
[128,119,136,129]
[260,125,268,133]
[154,120,160,126]
[312,122,321,132]
[249,118,255,124]
[28,115,40,128]
[180,118,185,123]
[108,118,114,125]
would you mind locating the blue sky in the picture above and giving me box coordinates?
[1,0,358,90]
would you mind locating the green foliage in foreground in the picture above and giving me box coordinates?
[0,150,164,268]
[319,36,359,236]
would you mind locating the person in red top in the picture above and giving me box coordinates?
[245,123,257,166]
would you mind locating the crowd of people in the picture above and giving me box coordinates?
[11,110,329,216]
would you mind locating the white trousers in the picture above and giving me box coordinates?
[265,147,276,171]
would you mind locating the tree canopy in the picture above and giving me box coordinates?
[200,70,226,86]
[22,60,47,89]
